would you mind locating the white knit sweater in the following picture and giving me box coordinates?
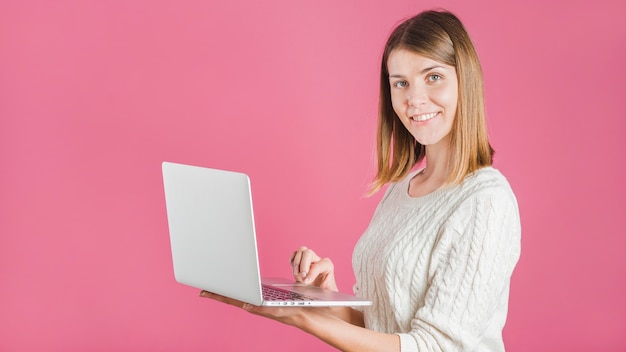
[352,167,521,352]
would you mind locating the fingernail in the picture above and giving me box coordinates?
[301,271,307,278]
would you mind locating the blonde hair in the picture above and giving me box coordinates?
[369,10,494,194]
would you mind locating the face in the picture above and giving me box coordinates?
[387,49,458,148]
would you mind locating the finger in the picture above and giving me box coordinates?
[242,303,256,312]
[290,246,308,264]
[199,291,246,309]
[303,257,334,287]
[297,249,321,281]
[289,251,296,265]
[290,251,300,275]
[291,246,308,276]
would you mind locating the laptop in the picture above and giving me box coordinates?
[162,161,371,307]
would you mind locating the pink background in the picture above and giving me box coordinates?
[1,0,625,351]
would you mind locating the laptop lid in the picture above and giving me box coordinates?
[162,161,371,307]
[163,161,264,305]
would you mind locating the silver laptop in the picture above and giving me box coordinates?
[162,161,371,307]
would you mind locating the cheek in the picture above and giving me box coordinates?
[431,85,458,110]
[390,93,405,117]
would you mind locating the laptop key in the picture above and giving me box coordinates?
[262,285,315,301]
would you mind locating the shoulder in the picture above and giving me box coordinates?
[442,167,520,229]
[443,167,521,249]
[457,167,517,205]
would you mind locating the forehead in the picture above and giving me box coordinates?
[387,49,454,74]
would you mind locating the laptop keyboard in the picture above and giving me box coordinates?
[262,285,315,301]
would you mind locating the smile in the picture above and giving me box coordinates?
[411,112,439,122]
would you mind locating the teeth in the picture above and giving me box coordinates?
[412,112,438,121]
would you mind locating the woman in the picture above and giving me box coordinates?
[202,9,521,352]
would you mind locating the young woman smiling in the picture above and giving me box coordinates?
[202,9,521,352]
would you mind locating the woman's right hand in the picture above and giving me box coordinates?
[289,246,338,292]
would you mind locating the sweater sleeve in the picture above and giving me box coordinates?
[398,185,522,351]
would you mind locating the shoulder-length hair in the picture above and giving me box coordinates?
[369,10,494,194]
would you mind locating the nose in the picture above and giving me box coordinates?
[408,86,426,107]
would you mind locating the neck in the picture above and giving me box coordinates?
[408,143,451,198]
[422,142,451,182]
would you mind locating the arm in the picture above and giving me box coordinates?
[397,187,522,351]
[200,290,398,352]
[286,307,399,352]
[201,247,400,351]
[329,306,365,327]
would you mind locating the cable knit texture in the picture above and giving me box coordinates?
[352,167,521,352]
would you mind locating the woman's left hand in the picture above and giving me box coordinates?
[199,291,310,326]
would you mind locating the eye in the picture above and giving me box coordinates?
[427,74,442,82]
[392,80,408,88]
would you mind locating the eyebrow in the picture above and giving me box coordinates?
[389,66,446,78]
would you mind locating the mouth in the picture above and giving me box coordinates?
[411,112,439,122]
